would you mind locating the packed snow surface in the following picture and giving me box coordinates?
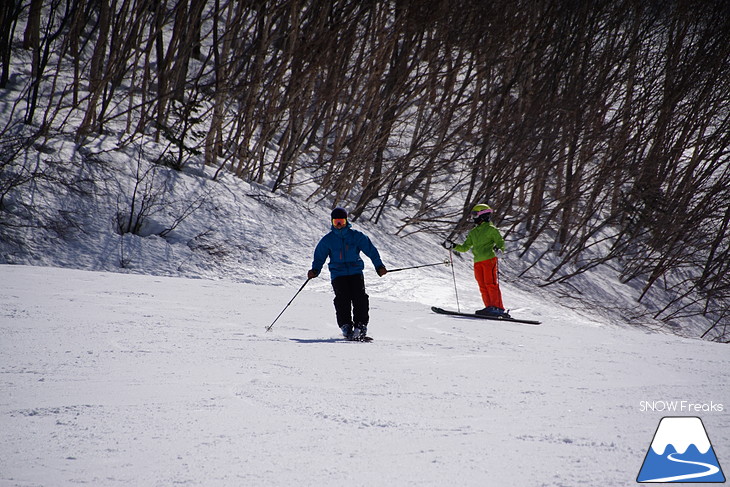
[1,264,728,486]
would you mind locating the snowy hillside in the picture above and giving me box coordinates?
[1,122,728,485]
[2,2,729,483]
[1,264,728,486]
[1,134,721,339]
[2,1,728,341]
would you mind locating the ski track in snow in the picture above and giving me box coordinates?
[1,265,728,486]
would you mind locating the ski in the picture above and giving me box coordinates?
[431,306,542,325]
[345,335,373,342]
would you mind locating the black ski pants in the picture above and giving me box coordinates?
[331,273,369,327]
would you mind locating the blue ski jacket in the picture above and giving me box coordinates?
[311,224,384,280]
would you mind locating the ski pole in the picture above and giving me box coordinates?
[387,260,450,273]
[265,278,312,332]
[448,249,461,312]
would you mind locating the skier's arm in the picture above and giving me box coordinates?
[493,228,505,252]
[358,232,385,271]
[310,237,329,276]
[453,233,472,253]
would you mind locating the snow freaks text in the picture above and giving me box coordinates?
[639,401,724,413]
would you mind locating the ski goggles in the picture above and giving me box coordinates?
[332,218,347,227]
[471,208,493,217]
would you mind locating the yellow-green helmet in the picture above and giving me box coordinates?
[471,203,493,223]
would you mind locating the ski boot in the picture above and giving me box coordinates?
[475,306,511,319]
[340,323,354,340]
[352,323,368,341]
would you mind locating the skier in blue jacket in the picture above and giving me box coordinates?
[308,208,387,339]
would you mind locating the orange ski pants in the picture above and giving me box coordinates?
[473,257,504,309]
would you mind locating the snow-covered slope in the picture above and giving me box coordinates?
[2,134,719,338]
[1,264,727,486]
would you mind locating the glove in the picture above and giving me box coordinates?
[442,239,456,250]
[376,266,388,277]
[307,269,319,279]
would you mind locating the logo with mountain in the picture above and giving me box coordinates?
[637,417,725,483]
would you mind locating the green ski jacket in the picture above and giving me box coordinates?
[453,222,505,262]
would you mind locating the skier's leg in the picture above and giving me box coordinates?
[473,260,490,307]
[474,258,504,310]
[486,258,505,310]
[332,276,353,333]
[350,273,370,334]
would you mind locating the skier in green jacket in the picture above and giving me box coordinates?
[446,203,509,318]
